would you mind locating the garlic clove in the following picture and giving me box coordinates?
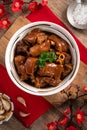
[0,100,3,109]
[1,98,11,111]
[17,96,26,107]
[0,115,5,121]
[19,111,30,117]
[0,109,5,115]
[5,111,13,121]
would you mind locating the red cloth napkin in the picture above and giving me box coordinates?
[26,4,87,65]
[0,64,51,127]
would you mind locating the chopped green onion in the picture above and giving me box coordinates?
[37,52,57,68]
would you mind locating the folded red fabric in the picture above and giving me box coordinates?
[26,4,87,65]
[0,64,51,127]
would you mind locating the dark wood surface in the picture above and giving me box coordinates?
[0,0,87,130]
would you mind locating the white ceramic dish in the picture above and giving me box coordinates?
[5,21,80,96]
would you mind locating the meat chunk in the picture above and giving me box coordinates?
[14,55,28,80]
[49,34,69,52]
[30,40,50,57]
[62,64,73,79]
[39,40,50,53]
[35,77,47,88]
[42,77,61,87]
[23,33,37,45]
[14,55,26,68]
[17,64,28,80]
[15,41,29,55]
[38,63,63,79]
[24,57,37,75]
[23,28,41,45]
[63,52,72,64]
[23,28,45,45]
[29,45,40,57]
[35,76,61,88]
[37,32,48,44]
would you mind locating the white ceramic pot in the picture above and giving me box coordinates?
[5,21,80,96]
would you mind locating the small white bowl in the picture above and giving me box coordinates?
[5,21,80,96]
[67,0,87,29]
[0,93,14,124]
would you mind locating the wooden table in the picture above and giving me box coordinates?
[0,0,87,130]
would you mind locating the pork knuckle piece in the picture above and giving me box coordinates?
[49,34,69,52]
[23,33,37,45]
[62,52,72,64]
[62,64,73,78]
[14,55,25,68]
[38,63,63,78]
[24,57,37,75]
[35,76,61,88]
[30,40,50,56]
[23,28,41,45]
[15,41,29,55]
[37,32,48,44]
